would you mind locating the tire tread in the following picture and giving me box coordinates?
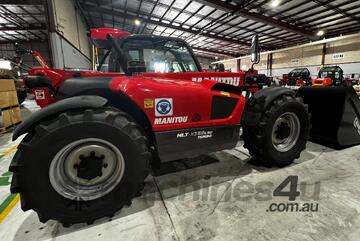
[9,107,150,225]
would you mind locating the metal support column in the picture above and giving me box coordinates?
[321,43,326,66]
[267,53,273,76]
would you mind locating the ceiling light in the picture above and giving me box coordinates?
[134,19,141,26]
[215,56,219,60]
[317,30,324,36]
[270,0,280,8]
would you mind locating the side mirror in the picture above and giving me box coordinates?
[251,35,260,64]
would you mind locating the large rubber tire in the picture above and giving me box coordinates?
[242,94,310,167]
[9,107,150,226]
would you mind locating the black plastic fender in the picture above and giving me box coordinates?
[24,75,55,91]
[241,86,295,126]
[12,95,107,140]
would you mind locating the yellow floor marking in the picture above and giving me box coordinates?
[0,194,20,223]
[0,144,20,222]
[2,144,19,157]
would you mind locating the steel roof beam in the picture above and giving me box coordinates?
[311,0,360,23]
[180,5,206,27]
[0,35,14,42]
[308,9,360,29]
[0,26,46,31]
[190,8,217,30]
[192,47,240,57]
[169,1,192,25]
[75,0,93,27]
[140,0,160,34]
[283,0,337,23]
[18,6,43,25]
[82,4,251,47]
[237,0,354,42]
[0,0,43,5]
[198,12,236,34]
[300,2,360,26]
[195,0,316,38]
[122,0,128,30]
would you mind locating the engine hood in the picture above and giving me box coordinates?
[110,71,245,91]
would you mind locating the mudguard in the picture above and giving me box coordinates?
[24,76,55,91]
[241,86,295,126]
[12,95,107,140]
[297,86,360,148]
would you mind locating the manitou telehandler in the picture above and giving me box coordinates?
[281,68,311,87]
[312,65,344,86]
[9,28,360,226]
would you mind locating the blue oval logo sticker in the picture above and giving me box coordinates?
[155,98,173,116]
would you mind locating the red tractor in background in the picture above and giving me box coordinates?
[280,68,311,88]
[280,66,357,88]
[311,65,344,86]
[9,28,360,226]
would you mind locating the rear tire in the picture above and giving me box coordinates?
[9,107,150,226]
[242,94,310,167]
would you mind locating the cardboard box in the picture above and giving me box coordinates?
[0,107,21,129]
[0,91,19,108]
[0,79,16,92]
[0,79,19,110]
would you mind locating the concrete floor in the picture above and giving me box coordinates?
[0,99,360,241]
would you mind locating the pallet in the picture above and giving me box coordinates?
[0,121,21,135]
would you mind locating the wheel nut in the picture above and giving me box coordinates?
[103,163,108,168]
[73,164,79,169]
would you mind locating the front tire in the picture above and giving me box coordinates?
[9,107,150,226]
[242,94,310,167]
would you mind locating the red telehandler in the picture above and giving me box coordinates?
[281,68,311,87]
[9,28,360,226]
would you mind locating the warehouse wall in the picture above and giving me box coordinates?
[49,0,91,69]
[218,33,360,79]
[49,33,91,70]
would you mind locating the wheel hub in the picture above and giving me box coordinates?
[275,122,291,140]
[271,112,301,152]
[49,138,125,201]
[75,152,105,181]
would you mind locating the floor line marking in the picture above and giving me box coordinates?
[0,144,20,222]
[0,194,20,223]
[0,144,18,160]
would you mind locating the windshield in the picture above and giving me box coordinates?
[289,69,309,78]
[289,70,302,77]
[120,38,199,73]
[320,71,340,79]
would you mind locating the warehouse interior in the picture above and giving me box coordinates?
[0,0,360,240]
